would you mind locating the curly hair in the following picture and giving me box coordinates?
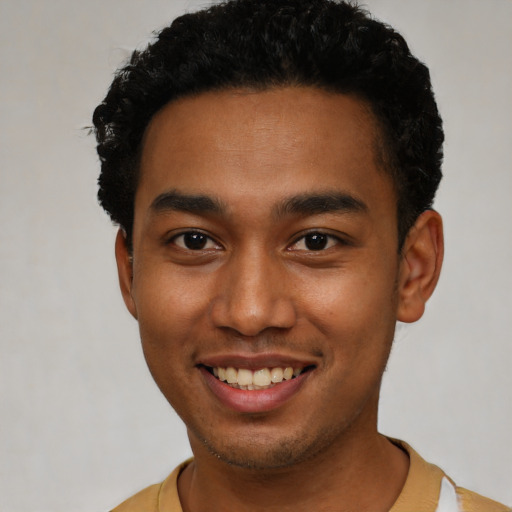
[93,0,443,249]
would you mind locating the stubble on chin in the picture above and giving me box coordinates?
[187,417,350,472]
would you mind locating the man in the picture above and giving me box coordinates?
[92,1,510,511]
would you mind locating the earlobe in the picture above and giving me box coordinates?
[115,229,138,319]
[396,210,444,323]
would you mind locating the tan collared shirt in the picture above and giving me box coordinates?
[111,441,510,512]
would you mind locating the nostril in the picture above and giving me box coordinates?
[210,296,297,337]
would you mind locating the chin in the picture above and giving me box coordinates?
[211,446,297,470]
[191,422,342,471]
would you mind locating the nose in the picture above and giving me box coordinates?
[210,248,297,337]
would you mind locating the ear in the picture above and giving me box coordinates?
[396,210,444,323]
[115,229,138,319]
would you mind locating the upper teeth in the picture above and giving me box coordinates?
[213,366,303,389]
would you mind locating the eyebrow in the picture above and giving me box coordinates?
[274,192,368,218]
[149,190,368,218]
[150,190,225,215]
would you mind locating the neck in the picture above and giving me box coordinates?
[178,406,409,512]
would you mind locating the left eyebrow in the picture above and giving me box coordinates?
[274,192,368,218]
[150,190,225,215]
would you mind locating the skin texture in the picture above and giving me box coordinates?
[115,87,443,512]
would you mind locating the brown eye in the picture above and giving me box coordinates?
[304,233,328,250]
[183,232,207,250]
[172,231,220,251]
[289,232,341,252]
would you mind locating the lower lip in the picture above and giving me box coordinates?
[200,367,311,414]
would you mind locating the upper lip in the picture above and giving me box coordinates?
[198,352,319,370]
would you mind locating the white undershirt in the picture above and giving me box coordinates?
[435,477,461,512]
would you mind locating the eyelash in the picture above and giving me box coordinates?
[168,230,345,252]
[170,231,221,251]
[288,232,343,252]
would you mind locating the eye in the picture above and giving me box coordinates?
[171,231,221,251]
[290,232,340,251]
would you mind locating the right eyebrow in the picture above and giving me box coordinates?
[150,190,225,215]
[274,191,368,218]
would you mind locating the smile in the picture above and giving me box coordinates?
[199,362,315,413]
[205,365,311,390]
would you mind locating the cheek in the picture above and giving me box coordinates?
[131,265,216,372]
[294,262,398,333]
[134,264,212,322]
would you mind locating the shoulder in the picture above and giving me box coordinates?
[456,486,511,512]
[109,459,191,512]
[110,483,161,512]
[389,439,510,512]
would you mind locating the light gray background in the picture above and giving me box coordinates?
[1,1,511,510]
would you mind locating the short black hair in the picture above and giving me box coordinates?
[93,0,443,249]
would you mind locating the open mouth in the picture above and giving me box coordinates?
[202,365,315,390]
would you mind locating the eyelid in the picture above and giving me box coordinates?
[288,230,348,251]
[167,229,223,250]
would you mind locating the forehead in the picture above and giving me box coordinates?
[137,87,393,217]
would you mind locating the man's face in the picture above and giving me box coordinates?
[122,87,405,469]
